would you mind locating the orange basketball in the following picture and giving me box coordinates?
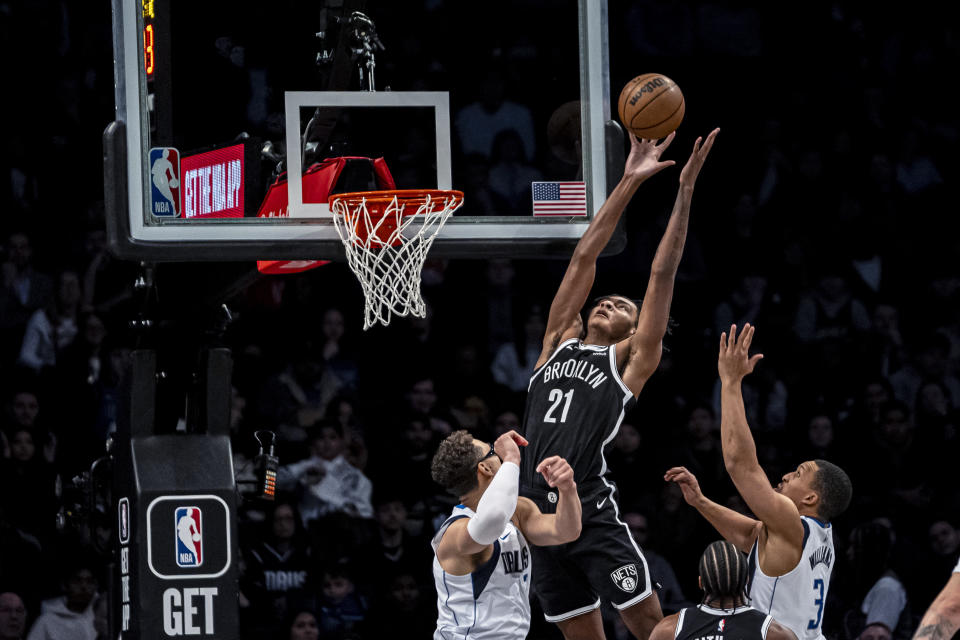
[617,73,685,140]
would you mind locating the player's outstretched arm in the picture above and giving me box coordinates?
[913,574,960,640]
[664,466,761,554]
[717,324,803,546]
[621,129,719,394]
[768,619,799,640]
[515,456,582,545]
[538,134,676,368]
[647,613,680,640]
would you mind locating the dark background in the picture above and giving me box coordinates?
[1,1,958,639]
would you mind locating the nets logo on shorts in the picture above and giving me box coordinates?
[175,506,203,567]
[610,563,638,593]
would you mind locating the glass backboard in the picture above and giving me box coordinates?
[105,0,625,261]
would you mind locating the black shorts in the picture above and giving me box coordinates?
[527,484,655,621]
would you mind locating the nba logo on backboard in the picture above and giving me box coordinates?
[118,497,130,544]
[175,506,203,567]
[149,147,181,217]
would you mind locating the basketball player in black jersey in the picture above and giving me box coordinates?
[648,541,797,640]
[520,127,719,640]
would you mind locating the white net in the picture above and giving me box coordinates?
[331,191,463,330]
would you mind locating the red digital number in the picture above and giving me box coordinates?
[144,24,155,76]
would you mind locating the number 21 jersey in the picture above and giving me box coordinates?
[520,338,636,496]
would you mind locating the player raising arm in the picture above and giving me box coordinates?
[430,429,581,640]
[648,541,797,640]
[912,558,960,640]
[666,324,853,640]
[520,127,718,640]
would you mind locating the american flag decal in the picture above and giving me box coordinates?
[532,181,587,217]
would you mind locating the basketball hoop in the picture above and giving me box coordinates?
[330,189,463,329]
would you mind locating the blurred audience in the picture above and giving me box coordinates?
[1,3,959,639]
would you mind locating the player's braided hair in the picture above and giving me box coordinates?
[699,540,749,605]
[431,430,482,497]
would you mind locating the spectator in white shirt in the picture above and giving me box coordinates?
[491,305,546,393]
[18,270,82,372]
[454,69,535,162]
[26,562,98,640]
[277,421,373,524]
[845,521,911,640]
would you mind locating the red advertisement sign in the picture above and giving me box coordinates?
[180,144,245,218]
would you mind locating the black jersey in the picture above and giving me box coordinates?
[520,338,636,496]
[675,605,773,640]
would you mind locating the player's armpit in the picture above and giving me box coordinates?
[648,612,680,640]
[767,620,799,640]
[619,274,675,395]
[618,336,662,396]
[727,463,804,546]
[435,518,490,568]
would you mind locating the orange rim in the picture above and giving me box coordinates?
[330,189,463,247]
[328,189,463,216]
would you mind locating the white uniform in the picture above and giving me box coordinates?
[432,505,531,640]
[748,516,835,640]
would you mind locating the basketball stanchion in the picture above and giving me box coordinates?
[329,189,463,330]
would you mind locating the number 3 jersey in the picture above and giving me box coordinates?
[520,338,636,499]
[748,516,835,640]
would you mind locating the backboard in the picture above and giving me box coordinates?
[105,0,625,261]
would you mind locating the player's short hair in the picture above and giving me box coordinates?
[584,295,677,344]
[699,540,749,602]
[812,459,852,522]
[431,430,482,497]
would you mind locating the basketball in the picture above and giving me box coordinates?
[617,73,685,140]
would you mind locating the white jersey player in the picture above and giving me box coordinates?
[667,324,853,640]
[432,505,531,639]
[429,429,582,640]
[747,515,835,639]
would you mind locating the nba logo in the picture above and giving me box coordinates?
[718,619,726,632]
[175,506,203,567]
[149,147,181,217]
[118,498,130,544]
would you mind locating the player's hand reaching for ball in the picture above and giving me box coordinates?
[664,466,704,506]
[678,128,719,188]
[624,132,676,184]
[718,323,763,384]
[494,430,527,465]
[536,456,576,492]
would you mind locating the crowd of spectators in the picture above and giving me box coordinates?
[2,1,960,639]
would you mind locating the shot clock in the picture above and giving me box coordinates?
[143,1,155,79]
[139,0,172,141]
